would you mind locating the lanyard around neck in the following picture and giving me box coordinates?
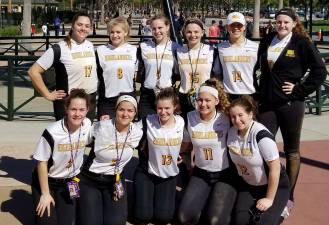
[188,44,203,87]
[114,122,131,175]
[155,39,169,81]
[65,120,82,176]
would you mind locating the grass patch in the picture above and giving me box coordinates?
[0,25,21,37]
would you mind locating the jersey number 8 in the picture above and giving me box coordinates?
[84,65,92,77]
[117,68,123,79]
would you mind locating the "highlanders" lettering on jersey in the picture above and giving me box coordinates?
[153,138,182,146]
[105,55,133,61]
[229,146,253,156]
[146,53,173,60]
[192,131,223,139]
[223,55,251,63]
[57,141,86,151]
[71,51,94,59]
[105,143,133,150]
[179,59,208,64]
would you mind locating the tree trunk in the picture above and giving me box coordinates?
[252,0,260,38]
[22,0,31,37]
[278,0,283,10]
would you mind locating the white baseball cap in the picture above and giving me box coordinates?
[227,12,246,26]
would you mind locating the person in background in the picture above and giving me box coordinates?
[208,20,220,45]
[256,7,327,217]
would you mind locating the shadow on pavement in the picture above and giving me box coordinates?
[0,189,34,225]
[0,156,36,185]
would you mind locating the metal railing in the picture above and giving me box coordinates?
[0,37,328,120]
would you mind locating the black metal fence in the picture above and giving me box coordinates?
[0,36,328,120]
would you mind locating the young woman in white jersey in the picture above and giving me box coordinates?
[137,14,180,119]
[227,96,290,225]
[28,12,98,121]
[97,16,138,120]
[78,95,143,225]
[178,78,236,225]
[134,87,185,224]
[31,89,92,225]
[177,18,220,119]
[217,12,259,100]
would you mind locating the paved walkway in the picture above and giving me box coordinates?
[0,20,329,225]
[0,105,328,224]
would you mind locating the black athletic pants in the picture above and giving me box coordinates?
[138,87,156,119]
[259,100,304,200]
[178,93,195,122]
[133,166,177,224]
[232,167,290,225]
[78,170,127,225]
[31,171,77,225]
[53,92,97,121]
[178,167,237,225]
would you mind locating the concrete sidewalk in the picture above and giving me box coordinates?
[0,111,328,224]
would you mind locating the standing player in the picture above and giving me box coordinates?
[31,89,92,225]
[257,8,327,215]
[28,12,98,121]
[78,95,143,225]
[178,78,236,225]
[137,14,180,119]
[96,16,138,120]
[218,12,258,100]
[227,96,289,225]
[134,87,185,224]
[177,18,220,118]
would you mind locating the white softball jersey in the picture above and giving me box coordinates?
[183,110,230,172]
[146,114,185,178]
[267,32,293,69]
[140,40,180,89]
[33,118,92,178]
[96,43,138,98]
[227,121,279,186]
[37,39,98,94]
[218,39,258,94]
[177,44,220,94]
[88,119,143,175]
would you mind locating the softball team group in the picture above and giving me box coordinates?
[28,7,327,225]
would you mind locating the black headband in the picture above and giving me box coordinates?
[184,18,204,30]
[275,8,297,21]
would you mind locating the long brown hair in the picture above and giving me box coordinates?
[64,12,92,49]
[275,8,311,42]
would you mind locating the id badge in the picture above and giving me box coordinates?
[113,180,125,201]
[67,181,80,199]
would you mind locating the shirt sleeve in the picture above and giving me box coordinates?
[258,138,280,162]
[33,133,53,162]
[36,47,55,70]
